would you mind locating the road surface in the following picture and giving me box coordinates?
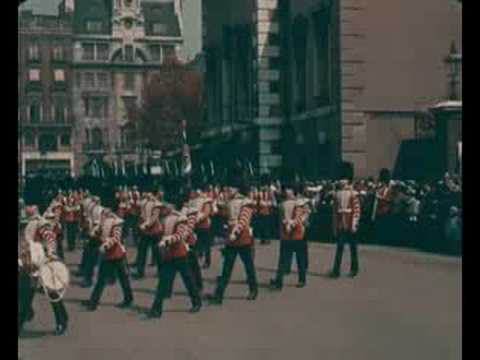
[19,241,462,360]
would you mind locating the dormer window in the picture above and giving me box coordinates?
[152,23,167,35]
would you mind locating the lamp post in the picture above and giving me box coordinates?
[444,41,462,101]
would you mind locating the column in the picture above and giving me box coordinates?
[255,0,282,174]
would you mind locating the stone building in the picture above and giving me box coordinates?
[18,10,74,177]
[67,0,183,175]
[202,0,462,179]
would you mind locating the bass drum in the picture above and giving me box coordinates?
[38,260,70,302]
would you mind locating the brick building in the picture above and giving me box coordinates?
[68,0,184,176]
[202,0,462,179]
[18,10,74,177]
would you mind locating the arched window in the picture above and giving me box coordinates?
[29,99,41,123]
[91,128,103,148]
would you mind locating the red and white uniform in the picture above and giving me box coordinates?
[139,198,165,236]
[333,183,361,236]
[257,188,274,216]
[374,183,392,217]
[127,190,141,216]
[280,198,310,241]
[225,194,255,247]
[159,211,190,259]
[100,215,126,261]
[63,196,77,223]
[19,217,57,273]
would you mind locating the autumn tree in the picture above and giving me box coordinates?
[131,55,204,152]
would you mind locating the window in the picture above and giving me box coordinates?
[52,44,64,61]
[86,20,103,33]
[75,72,82,87]
[152,23,167,35]
[60,134,70,147]
[124,45,134,62]
[28,69,40,82]
[85,97,108,118]
[24,131,35,147]
[124,73,134,91]
[91,128,103,148]
[124,18,133,30]
[29,100,41,123]
[313,8,331,105]
[149,45,161,61]
[82,43,94,60]
[28,43,40,61]
[163,45,175,60]
[85,72,95,88]
[97,43,109,60]
[125,0,132,6]
[97,72,108,88]
[53,99,66,123]
[38,134,58,153]
[54,69,65,82]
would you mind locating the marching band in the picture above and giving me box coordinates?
[18,168,462,336]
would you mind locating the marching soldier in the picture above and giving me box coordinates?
[257,184,276,245]
[181,201,203,293]
[208,183,258,304]
[48,200,64,260]
[82,208,134,311]
[270,184,310,289]
[372,169,393,245]
[18,213,69,336]
[146,203,202,319]
[127,186,141,243]
[63,192,79,251]
[329,179,361,278]
[194,186,215,269]
[78,197,102,288]
[133,193,165,279]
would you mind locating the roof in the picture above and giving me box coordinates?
[19,0,62,16]
[142,1,181,37]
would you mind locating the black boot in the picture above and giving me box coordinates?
[80,280,93,288]
[328,270,340,278]
[206,294,223,305]
[247,288,258,301]
[189,302,202,313]
[116,298,133,309]
[54,323,67,336]
[81,300,97,311]
[269,279,282,290]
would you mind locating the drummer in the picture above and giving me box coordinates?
[18,212,69,336]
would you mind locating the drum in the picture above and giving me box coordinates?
[38,260,70,302]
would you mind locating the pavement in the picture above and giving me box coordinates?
[19,241,462,360]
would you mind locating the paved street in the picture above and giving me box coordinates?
[19,241,462,360]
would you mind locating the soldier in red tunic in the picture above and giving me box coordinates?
[82,208,134,311]
[270,183,310,289]
[257,184,276,245]
[208,183,258,304]
[18,214,69,336]
[146,204,201,319]
[133,193,166,279]
[63,192,79,251]
[329,179,362,278]
[48,200,65,260]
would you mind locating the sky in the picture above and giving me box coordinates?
[19,0,178,16]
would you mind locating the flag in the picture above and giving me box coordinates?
[181,119,192,176]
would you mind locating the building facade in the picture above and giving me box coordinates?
[18,10,74,178]
[203,0,462,179]
[68,0,183,175]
